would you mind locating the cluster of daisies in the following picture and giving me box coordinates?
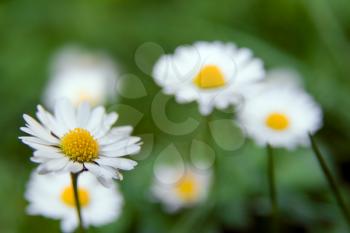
[151,41,326,222]
[20,47,216,232]
[21,48,141,232]
[20,41,325,232]
[153,41,322,148]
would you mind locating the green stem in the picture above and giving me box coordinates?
[71,172,86,233]
[204,115,216,200]
[309,134,350,226]
[267,144,278,233]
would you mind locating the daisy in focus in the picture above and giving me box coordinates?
[25,171,123,233]
[152,41,265,115]
[152,165,212,212]
[237,76,322,149]
[19,99,142,187]
[43,46,118,108]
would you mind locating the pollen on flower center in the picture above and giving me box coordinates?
[193,65,226,89]
[175,174,199,201]
[266,112,290,131]
[61,186,90,208]
[60,128,99,163]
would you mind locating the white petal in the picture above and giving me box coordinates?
[30,156,50,163]
[101,137,141,153]
[86,106,105,134]
[33,150,63,159]
[22,115,59,144]
[96,176,113,188]
[84,163,114,187]
[104,112,118,127]
[21,140,60,153]
[62,161,84,173]
[61,217,78,233]
[99,126,133,146]
[76,102,91,128]
[100,144,141,157]
[54,99,77,130]
[97,158,137,170]
[94,112,118,139]
[37,157,69,174]
[19,136,53,146]
[110,126,133,136]
[36,105,65,137]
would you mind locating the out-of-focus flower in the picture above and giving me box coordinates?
[19,99,142,187]
[43,46,118,108]
[25,171,123,233]
[237,76,322,149]
[152,165,212,212]
[152,41,265,115]
[242,68,303,98]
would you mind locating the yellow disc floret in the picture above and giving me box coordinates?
[61,186,90,208]
[266,112,290,131]
[175,174,199,202]
[193,65,226,89]
[60,128,99,163]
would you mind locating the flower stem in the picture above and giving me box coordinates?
[267,144,278,233]
[309,134,350,226]
[204,115,216,200]
[70,172,86,233]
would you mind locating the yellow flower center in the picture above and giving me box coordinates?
[265,113,290,131]
[60,128,99,163]
[193,65,226,89]
[175,174,199,202]
[61,186,90,208]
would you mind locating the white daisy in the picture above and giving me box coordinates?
[237,78,322,149]
[19,99,142,187]
[152,165,212,212]
[242,68,303,98]
[43,46,118,108]
[25,171,123,233]
[152,41,265,115]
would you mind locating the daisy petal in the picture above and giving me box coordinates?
[101,137,141,153]
[86,106,105,134]
[37,157,69,174]
[97,157,137,170]
[85,163,114,187]
[22,115,59,144]
[62,161,84,173]
[76,102,91,128]
[36,105,65,137]
[54,99,77,130]
[100,144,141,157]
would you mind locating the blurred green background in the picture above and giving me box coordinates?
[1,0,350,232]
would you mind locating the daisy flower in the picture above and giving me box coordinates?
[152,41,265,115]
[19,99,142,187]
[25,171,123,233]
[152,165,212,212]
[237,79,322,149]
[242,68,303,98]
[43,46,118,108]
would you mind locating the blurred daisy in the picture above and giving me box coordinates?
[243,68,303,98]
[152,41,265,115]
[25,171,123,233]
[19,99,142,187]
[152,165,212,212]
[237,81,322,149]
[43,46,118,108]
